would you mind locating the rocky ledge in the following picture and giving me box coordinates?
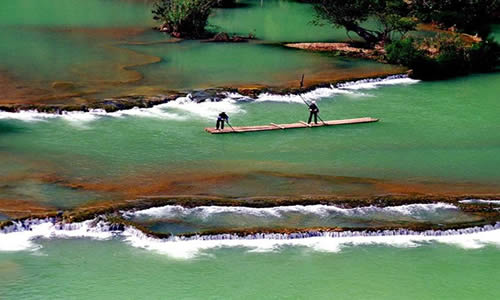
[0,93,184,114]
[284,42,386,62]
[0,72,408,114]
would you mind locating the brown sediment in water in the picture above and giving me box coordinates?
[0,25,177,109]
[52,171,251,199]
[2,189,499,233]
[0,198,56,219]
[3,167,500,215]
[0,71,88,105]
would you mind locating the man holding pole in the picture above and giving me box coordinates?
[308,101,319,124]
[216,112,229,130]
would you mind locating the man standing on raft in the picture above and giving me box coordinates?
[216,112,229,130]
[308,101,319,124]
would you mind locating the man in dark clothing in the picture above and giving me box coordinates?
[216,112,229,130]
[308,101,319,124]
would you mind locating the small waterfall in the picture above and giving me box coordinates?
[162,222,500,242]
[124,203,459,220]
[335,74,416,89]
[2,215,499,255]
[459,199,500,205]
[2,215,499,242]
[0,217,123,235]
[121,222,500,259]
[0,74,417,121]
[1,217,57,234]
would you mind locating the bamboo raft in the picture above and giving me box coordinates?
[205,117,379,134]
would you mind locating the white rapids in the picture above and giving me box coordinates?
[0,75,418,124]
[1,211,499,259]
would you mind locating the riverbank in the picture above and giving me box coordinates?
[284,42,386,62]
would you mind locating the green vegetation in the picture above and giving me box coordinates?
[386,35,500,79]
[411,0,499,38]
[312,0,499,44]
[311,0,500,79]
[152,0,214,38]
[151,0,237,37]
[313,0,417,46]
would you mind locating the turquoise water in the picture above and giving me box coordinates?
[210,0,351,42]
[0,0,380,102]
[1,73,500,210]
[126,41,395,90]
[0,238,499,299]
[0,1,499,298]
[0,0,152,27]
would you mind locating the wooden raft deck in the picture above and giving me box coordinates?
[205,117,379,134]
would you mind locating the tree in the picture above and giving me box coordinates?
[152,0,215,38]
[385,34,500,80]
[313,0,417,46]
[411,0,500,37]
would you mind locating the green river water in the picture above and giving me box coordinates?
[0,0,392,101]
[1,239,499,299]
[1,73,499,208]
[1,0,499,298]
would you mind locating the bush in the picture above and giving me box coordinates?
[385,35,500,79]
[385,38,423,66]
[411,0,500,37]
[385,38,440,79]
[152,0,214,38]
[468,38,500,72]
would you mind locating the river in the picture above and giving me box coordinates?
[0,0,499,299]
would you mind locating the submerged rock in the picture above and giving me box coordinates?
[205,32,255,43]
[51,81,77,92]
[188,89,226,103]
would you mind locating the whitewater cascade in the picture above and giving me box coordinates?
[0,74,418,123]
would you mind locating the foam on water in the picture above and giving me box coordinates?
[337,76,418,90]
[0,106,184,124]
[162,95,244,120]
[255,87,350,104]
[459,199,500,205]
[254,75,419,103]
[0,75,418,123]
[106,106,184,120]
[125,203,458,220]
[0,218,116,252]
[123,223,500,259]
[0,110,59,122]
[2,215,499,258]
